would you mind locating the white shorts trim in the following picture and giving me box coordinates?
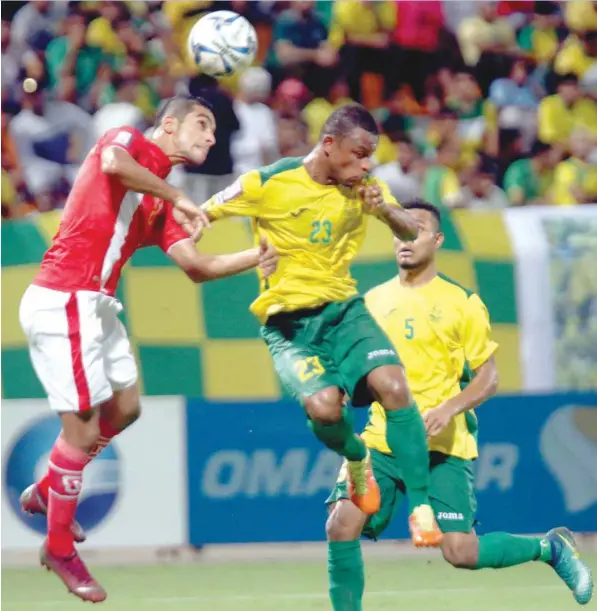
[19,286,138,413]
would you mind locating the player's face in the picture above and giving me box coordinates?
[324,128,378,187]
[175,106,216,165]
[394,209,444,270]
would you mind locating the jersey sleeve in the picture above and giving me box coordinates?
[460,294,499,370]
[101,127,146,160]
[201,171,264,219]
[145,202,190,254]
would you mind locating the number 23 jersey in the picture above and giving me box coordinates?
[201,157,399,323]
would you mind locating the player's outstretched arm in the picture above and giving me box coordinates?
[101,146,208,236]
[168,237,278,283]
[358,183,418,241]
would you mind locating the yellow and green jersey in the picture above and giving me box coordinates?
[361,274,498,460]
[202,157,399,323]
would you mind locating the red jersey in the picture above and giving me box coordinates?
[34,127,189,296]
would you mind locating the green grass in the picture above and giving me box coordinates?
[2,554,595,611]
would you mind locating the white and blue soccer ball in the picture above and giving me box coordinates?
[188,10,258,77]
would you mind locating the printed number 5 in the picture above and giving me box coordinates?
[405,318,414,339]
[310,220,332,244]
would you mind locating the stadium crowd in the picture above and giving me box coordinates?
[2,0,597,219]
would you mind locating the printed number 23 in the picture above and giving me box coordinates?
[405,318,415,339]
[310,220,332,244]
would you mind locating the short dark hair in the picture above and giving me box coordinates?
[154,94,213,127]
[558,72,579,86]
[402,198,442,231]
[321,103,379,140]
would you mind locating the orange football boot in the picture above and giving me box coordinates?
[409,505,444,548]
[347,452,381,515]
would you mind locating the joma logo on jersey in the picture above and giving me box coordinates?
[437,512,464,521]
[367,349,396,360]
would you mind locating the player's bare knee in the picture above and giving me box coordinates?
[326,501,365,542]
[371,374,410,412]
[104,386,141,431]
[441,534,478,569]
[305,387,344,424]
[60,410,101,453]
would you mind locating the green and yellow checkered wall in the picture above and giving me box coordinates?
[1,210,520,400]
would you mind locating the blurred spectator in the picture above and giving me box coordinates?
[231,67,279,175]
[373,134,422,203]
[8,89,73,211]
[45,8,109,104]
[99,54,157,121]
[93,76,145,140]
[555,30,597,82]
[1,100,37,218]
[490,58,539,110]
[517,2,561,65]
[538,73,597,149]
[302,76,352,145]
[422,137,462,208]
[389,0,444,102]
[489,58,539,148]
[162,0,213,72]
[552,130,597,206]
[461,156,510,209]
[86,1,129,55]
[327,0,395,103]
[277,113,310,157]
[9,0,66,58]
[271,77,311,119]
[497,0,534,29]
[185,75,240,203]
[457,1,517,94]
[1,18,19,93]
[266,1,337,97]
[503,140,560,206]
[444,70,488,151]
[564,0,597,35]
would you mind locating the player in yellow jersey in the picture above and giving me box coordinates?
[325,200,593,611]
[201,105,442,547]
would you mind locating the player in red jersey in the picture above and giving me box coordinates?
[17,95,278,603]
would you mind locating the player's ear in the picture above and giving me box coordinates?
[435,231,445,250]
[162,115,177,135]
[321,134,334,157]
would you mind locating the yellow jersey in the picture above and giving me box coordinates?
[361,274,498,460]
[538,95,597,146]
[552,158,597,206]
[202,157,399,323]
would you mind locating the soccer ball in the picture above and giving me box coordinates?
[188,10,258,77]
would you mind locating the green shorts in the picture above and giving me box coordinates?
[260,296,401,407]
[326,449,477,538]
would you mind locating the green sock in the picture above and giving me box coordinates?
[472,532,552,570]
[385,406,430,509]
[309,406,367,461]
[328,540,364,611]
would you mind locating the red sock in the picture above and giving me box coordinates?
[47,437,90,557]
[89,418,120,459]
[38,419,120,500]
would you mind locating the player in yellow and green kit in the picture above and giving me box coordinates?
[325,199,594,611]
[201,105,442,547]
